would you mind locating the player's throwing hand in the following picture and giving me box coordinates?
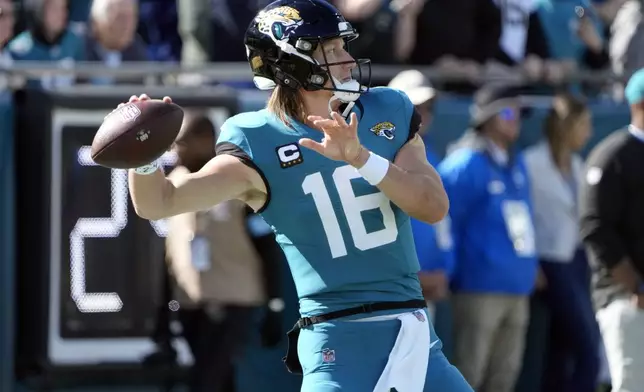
[119,93,173,106]
[104,94,173,119]
[300,111,365,165]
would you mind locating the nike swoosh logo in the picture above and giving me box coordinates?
[429,340,439,349]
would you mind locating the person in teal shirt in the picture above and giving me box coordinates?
[8,0,85,88]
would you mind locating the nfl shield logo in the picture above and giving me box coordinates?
[413,310,426,322]
[321,348,335,363]
[119,104,141,123]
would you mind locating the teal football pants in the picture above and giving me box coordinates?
[298,310,473,392]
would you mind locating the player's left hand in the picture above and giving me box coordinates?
[300,111,364,165]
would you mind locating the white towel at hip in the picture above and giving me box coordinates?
[371,310,431,392]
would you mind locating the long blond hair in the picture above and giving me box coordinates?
[266,85,307,125]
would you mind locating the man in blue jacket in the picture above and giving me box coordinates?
[438,84,538,392]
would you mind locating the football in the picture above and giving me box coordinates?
[91,99,184,169]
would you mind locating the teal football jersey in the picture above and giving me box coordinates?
[216,87,424,316]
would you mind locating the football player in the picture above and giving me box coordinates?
[125,1,471,390]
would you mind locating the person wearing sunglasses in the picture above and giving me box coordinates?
[438,84,538,392]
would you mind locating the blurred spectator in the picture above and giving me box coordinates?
[490,0,572,86]
[438,85,538,392]
[246,211,286,350]
[333,0,425,63]
[410,0,501,67]
[68,0,90,23]
[83,0,149,85]
[389,70,456,358]
[178,0,275,65]
[408,0,501,92]
[0,0,14,60]
[178,0,211,66]
[209,0,272,62]
[594,0,628,23]
[166,110,281,392]
[536,1,609,75]
[7,0,84,88]
[580,69,644,392]
[388,70,452,310]
[606,0,643,90]
[523,92,600,392]
[137,0,182,62]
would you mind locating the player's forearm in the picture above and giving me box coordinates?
[129,156,255,220]
[129,168,174,221]
[378,162,449,223]
[351,148,449,223]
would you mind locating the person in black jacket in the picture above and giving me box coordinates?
[579,68,644,392]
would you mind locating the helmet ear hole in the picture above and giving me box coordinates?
[307,71,328,90]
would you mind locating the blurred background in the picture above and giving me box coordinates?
[0,0,640,391]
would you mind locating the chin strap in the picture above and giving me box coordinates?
[328,95,356,120]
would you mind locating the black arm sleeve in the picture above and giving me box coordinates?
[579,157,628,269]
[406,107,422,144]
[215,141,272,213]
[215,141,254,166]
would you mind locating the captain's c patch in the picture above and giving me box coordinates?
[276,143,303,168]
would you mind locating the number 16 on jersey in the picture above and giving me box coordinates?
[302,165,398,259]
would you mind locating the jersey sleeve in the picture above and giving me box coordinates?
[215,119,272,213]
[391,88,422,144]
[215,120,255,164]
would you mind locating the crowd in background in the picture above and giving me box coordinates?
[2,0,644,392]
[0,0,640,91]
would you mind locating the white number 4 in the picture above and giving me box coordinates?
[302,165,398,258]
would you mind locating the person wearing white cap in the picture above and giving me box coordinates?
[389,70,454,344]
[388,69,437,136]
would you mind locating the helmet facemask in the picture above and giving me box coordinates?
[247,19,371,110]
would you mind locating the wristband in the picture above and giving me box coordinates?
[134,161,161,175]
[357,152,389,185]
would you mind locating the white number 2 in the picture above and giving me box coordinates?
[302,165,398,258]
[69,147,176,313]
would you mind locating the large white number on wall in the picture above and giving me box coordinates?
[70,147,176,313]
[303,165,398,259]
